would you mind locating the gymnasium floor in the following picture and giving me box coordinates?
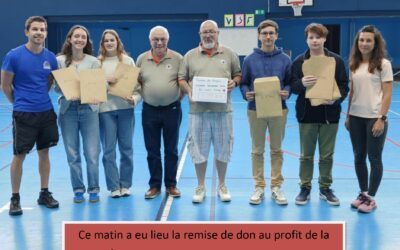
[0,84,399,250]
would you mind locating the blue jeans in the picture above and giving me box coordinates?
[59,102,100,193]
[99,108,134,191]
[142,101,182,189]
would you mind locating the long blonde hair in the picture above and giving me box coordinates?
[98,29,127,63]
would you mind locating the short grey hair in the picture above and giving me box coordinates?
[149,26,170,40]
[199,20,219,31]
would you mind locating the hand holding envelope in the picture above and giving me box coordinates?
[52,67,107,104]
[106,76,118,85]
[302,56,341,106]
[279,90,289,100]
[253,76,283,118]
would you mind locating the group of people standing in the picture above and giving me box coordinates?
[240,20,392,214]
[1,16,392,217]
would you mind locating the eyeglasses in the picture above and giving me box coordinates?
[200,30,217,35]
[260,31,276,36]
[151,38,167,43]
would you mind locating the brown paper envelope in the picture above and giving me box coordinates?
[310,80,342,106]
[109,63,140,98]
[303,56,336,100]
[79,69,107,104]
[52,67,80,100]
[254,76,282,118]
[332,80,341,99]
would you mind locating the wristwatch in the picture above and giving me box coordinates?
[380,115,387,121]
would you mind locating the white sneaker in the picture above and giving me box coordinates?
[271,186,288,205]
[120,188,131,197]
[218,184,231,202]
[249,187,264,205]
[111,190,121,198]
[192,186,206,203]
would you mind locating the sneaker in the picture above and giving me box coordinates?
[166,186,181,197]
[89,193,100,203]
[351,193,369,209]
[249,187,264,205]
[295,187,311,205]
[192,186,206,203]
[37,191,59,208]
[358,197,377,213]
[218,184,231,202]
[111,189,121,198]
[9,197,23,216]
[271,186,288,205]
[120,188,131,197]
[145,187,161,199]
[319,188,340,206]
[73,192,85,203]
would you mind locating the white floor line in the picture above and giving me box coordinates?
[160,140,189,222]
[0,201,34,214]
[389,109,400,117]
[0,202,10,213]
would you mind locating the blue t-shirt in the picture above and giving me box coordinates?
[1,45,58,112]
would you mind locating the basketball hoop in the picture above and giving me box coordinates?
[291,1,304,16]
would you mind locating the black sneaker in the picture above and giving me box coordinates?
[37,191,59,208]
[319,188,340,206]
[295,187,311,205]
[9,197,23,216]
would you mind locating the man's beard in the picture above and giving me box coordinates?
[203,41,215,49]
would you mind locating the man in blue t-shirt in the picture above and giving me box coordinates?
[1,16,60,216]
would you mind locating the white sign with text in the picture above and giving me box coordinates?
[192,77,228,103]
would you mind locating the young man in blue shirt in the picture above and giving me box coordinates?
[240,20,291,205]
[1,16,59,216]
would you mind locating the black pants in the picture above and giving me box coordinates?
[142,101,182,189]
[349,115,388,196]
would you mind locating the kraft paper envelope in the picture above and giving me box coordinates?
[79,69,107,104]
[109,63,140,98]
[310,79,341,106]
[52,67,80,100]
[303,56,336,100]
[254,76,282,118]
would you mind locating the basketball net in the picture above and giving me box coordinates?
[291,2,304,16]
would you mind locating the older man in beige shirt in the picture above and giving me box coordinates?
[137,26,183,199]
[178,20,242,203]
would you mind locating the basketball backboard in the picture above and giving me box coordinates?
[278,0,313,7]
[278,0,314,16]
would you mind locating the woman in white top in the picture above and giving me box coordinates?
[346,25,393,213]
[98,29,141,198]
[56,25,101,203]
